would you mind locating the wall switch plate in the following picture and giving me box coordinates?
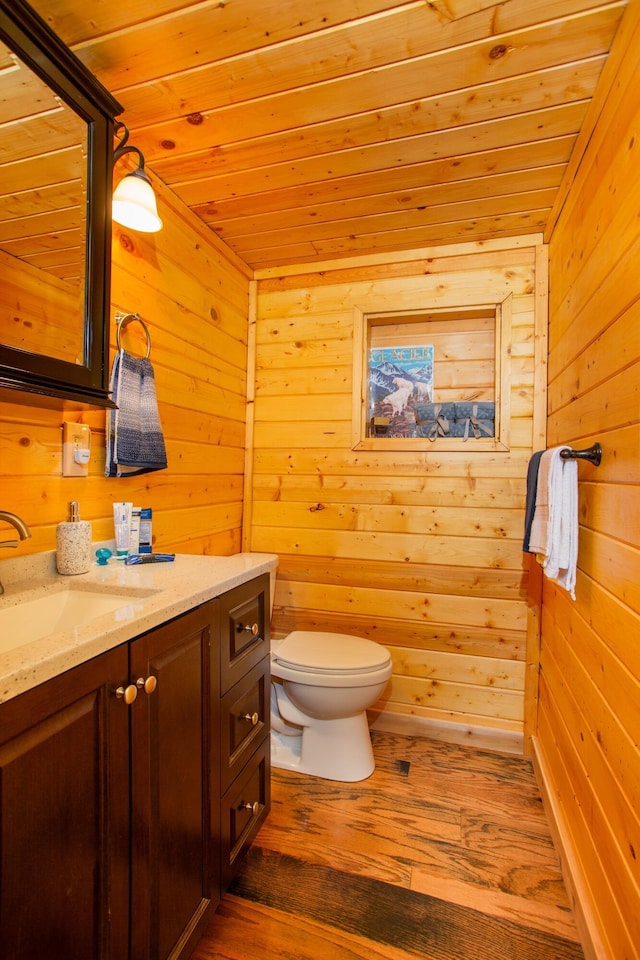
[62,422,91,477]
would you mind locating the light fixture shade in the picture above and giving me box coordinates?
[112,169,163,233]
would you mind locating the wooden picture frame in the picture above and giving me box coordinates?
[352,297,512,452]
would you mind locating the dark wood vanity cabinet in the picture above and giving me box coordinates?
[0,575,271,960]
[0,601,218,960]
[0,644,131,960]
[129,603,220,960]
[218,574,271,889]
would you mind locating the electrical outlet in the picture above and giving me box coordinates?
[62,422,91,477]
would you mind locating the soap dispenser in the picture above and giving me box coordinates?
[56,501,92,575]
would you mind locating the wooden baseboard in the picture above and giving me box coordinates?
[368,708,523,756]
[530,736,609,960]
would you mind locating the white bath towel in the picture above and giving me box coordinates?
[527,448,558,558]
[527,446,578,600]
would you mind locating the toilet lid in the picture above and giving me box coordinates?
[274,630,390,674]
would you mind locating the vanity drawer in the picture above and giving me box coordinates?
[220,738,270,889]
[220,574,270,695]
[220,657,270,793]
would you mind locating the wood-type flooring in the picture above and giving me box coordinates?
[192,731,585,960]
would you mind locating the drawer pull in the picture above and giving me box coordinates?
[241,801,260,816]
[115,684,138,705]
[241,712,260,726]
[136,675,157,695]
[237,622,259,636]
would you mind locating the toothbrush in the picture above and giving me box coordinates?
[124,553,175,564]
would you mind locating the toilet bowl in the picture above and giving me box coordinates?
[270,630,392,782]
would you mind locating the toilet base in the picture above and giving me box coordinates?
[271,729,304,769]
[270,711,375,782]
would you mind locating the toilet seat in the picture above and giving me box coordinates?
[273,630,390,675]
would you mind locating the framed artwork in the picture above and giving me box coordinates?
[368,344,434,438]
[352,301,512,451]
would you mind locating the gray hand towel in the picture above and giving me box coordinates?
[105,349,168,477]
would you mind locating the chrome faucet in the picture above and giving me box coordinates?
[0,511,32,595]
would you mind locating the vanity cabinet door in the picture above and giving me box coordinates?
[129,602,220,960]
[219,573,270,695]
[217,574,271,893]
[220,656,269,793]
[0,645,130,960]
[220,737,270,891]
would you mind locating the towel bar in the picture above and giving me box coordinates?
[115,312,151,359]
[560,442,602,466]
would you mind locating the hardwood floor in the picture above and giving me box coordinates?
[192,732,584,960]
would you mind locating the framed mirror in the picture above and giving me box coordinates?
[0,0,123,405]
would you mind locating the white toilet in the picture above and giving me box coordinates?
[270,630,392,782]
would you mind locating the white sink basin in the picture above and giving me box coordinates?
[0,583,160,653]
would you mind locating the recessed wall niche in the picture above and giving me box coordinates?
[351,299,512,451]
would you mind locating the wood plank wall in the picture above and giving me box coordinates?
[247,236,548,753]
[1,249,83,361]
[537,4,640,958]
[0,173,251,559]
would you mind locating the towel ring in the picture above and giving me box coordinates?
[116,312,151,359]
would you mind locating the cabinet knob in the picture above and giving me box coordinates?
[241,801,260,816]
[241,712,260,726]
[115,684,138,705]
[238,622,259,636]
[136,675,157,695]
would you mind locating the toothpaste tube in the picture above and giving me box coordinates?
[113,502,132,557]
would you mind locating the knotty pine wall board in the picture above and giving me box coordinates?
[535,687,633,960]
[256,243,538,289]
[252,527,525,570]
[249,237,546,750]
[1,251,82,359]
[252,447,534,478]
[272,610,526,668]
[537,6,640,957]
[542,602,640,809]
[274,555,526,601]
[275,581,526,633]
[253,474,526,512]
[392,645,525,682]
[388,676,525,727]
[256,268,536,319]
[0,170,251,559]
[253,500,524,540]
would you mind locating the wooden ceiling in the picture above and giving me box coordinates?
[28,0,628,270]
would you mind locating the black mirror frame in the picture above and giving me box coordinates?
[0,0,123,406]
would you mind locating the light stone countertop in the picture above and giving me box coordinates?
[0,545,278,705]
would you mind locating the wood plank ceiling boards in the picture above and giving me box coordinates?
[17,0,627,270]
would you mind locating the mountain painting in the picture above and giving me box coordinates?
[368,344,434,437]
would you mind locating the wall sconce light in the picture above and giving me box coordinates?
[112,121,163,233]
